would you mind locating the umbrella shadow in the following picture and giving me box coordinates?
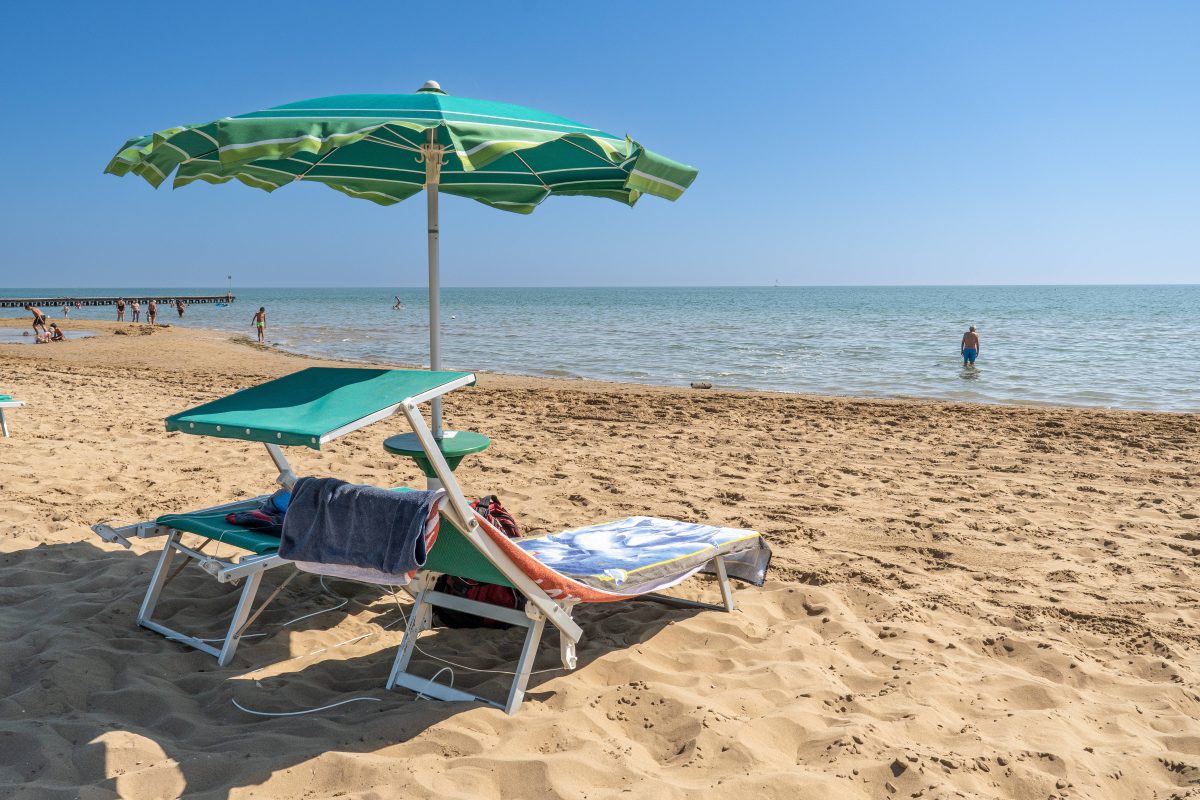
[0,540,692,799]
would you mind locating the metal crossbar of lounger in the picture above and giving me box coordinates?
[91,366,770,714]
[0,395,25,437]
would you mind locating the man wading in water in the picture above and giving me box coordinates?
[961,325,980,366]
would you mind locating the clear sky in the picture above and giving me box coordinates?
[1,1,1196,288]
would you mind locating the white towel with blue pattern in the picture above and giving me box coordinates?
[514,516,770,594]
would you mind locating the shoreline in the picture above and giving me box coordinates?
[3,315,1193,418]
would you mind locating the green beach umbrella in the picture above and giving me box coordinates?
[106,81,698,436]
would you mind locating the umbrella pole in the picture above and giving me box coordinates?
[423,132,445,440]
[427,181,442,439]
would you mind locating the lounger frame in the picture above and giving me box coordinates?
[91,449,295,665]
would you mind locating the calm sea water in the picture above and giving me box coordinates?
[6,286,1198,411]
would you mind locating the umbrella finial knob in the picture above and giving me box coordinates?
[418,80,446,95]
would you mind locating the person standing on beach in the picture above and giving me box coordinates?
[24,305,48,337]
[961,325,980,366]
[252,307,266,343]
[131,301,141,323]
[147,299,157,325]
[116,297,126,321]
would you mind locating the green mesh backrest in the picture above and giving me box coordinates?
[425,520,515,588]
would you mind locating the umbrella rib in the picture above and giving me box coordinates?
[367,126,422,153]
[364,135,420,153]
[512,151,551,191]
[293,148,340,183]
[559,137,623,170]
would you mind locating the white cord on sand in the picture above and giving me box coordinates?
[231,696,381,717]
[229,578,563,717]
[413,666,455,701]
[181,576,349,643]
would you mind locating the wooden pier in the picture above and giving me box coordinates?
[0,294,235,309]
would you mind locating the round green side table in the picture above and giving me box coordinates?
[383,430,491,483]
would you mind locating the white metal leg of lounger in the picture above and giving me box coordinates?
[0,401,24,438]
[643,555,735,613]
[135,529,285,666]
[387,578,552,715]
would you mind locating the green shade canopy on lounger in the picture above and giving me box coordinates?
[165,367,474,449]
[105,81,698,438]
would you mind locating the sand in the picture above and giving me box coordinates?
[1,317,1198,800]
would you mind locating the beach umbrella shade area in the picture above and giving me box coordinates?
[106,81,698,436]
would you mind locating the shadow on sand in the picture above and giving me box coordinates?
[0,540,699,799]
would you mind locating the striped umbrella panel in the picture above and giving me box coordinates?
[106,93,697,213]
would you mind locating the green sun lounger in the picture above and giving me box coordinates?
[92,368,475,665]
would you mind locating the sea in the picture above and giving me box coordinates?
[6,286,1198,412]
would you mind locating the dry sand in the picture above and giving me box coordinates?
[1,318,1198,799]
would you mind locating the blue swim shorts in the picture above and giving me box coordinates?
[962,348,977,364]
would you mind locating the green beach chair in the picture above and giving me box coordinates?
[92,368,475,666]
[0,394,24,437]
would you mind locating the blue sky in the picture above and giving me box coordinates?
[1,1,1196,288]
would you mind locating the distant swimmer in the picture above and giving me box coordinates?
[393,296,403,310]
[176,299,185,318]
[147,299,157,325]
[961,325,980,366]
[62,304,69,318]
[116,297,126,322]
[24,305,48,337]
[252,306,266,343]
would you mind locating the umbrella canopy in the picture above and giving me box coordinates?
[106,82,696,213]
[106,81,698,440]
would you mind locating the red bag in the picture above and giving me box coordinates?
[432,495,526,629]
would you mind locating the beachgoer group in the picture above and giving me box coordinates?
[24,305,66,343]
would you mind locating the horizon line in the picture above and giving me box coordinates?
[2,283,1198,292]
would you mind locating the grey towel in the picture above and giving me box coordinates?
[701,539,772,586]
[279,477,439,574]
